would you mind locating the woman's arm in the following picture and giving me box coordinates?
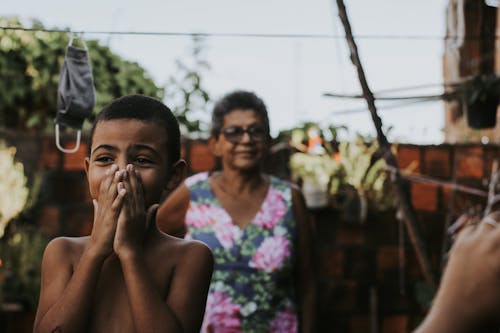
[156,183,190,237]
[291,186,317,333]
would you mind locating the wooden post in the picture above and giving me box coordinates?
[335,0,436,290]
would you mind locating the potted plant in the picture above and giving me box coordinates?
[289,130,397,221]
[463,74,500,129]
[333,135,396,223]
[289,152,343,208]
[287,123,346,209]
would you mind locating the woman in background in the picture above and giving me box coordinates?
[157,90,316,333]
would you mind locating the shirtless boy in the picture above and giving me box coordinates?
[33,95,214,333]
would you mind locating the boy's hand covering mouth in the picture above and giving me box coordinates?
[90,164,126,258]
[114,164,150,257]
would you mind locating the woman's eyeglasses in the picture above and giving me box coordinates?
[220,126,268,143]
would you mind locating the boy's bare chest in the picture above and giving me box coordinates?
[88,256,173,332]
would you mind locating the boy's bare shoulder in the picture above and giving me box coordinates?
[43,236,91,263]
[156,233,213,265]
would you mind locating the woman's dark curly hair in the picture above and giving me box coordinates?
[211,90,270,137]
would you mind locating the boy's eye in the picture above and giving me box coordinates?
[135,157,153,165]
[94,156,114,163]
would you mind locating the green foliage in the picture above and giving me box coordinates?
[165,36,211,138]
[337,135,396,212]
[289,130,398,213]
[0,141,29,238]
[289,153,343,190]
[278,121,348,155]
[0,225,49,309]
[0,17,164,132]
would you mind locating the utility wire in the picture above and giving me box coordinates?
[0,25,497,41]
[330,97,442,115]
[324,92,455,101]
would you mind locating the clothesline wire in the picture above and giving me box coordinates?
[0,25,498,41]
[385,164,488,198]
[330,97,442,115]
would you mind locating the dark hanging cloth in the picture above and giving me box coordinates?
[56,44,95,129]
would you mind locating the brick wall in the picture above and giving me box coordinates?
[2,130,499,332]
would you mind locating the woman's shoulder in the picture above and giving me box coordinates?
[184,172,210,187]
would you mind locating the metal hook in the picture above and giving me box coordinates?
[55,123,81,154]
[67,32,88,51]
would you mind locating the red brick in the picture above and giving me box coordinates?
[423,147,451,178]
[455,147,483,179]
[351,315,371,333]
[411,182,439,212]
[189,142,216,173]
[376,246,401,278]
[37,206,61,236]
[318,249,344,278]
[382,315,409,333]
[328,279,359,312]
[62,204,94,237]
[397,146,421,173]
[79,219,93,236]
[0,309,36,333]
[336,225,365,246]
[38,137,61,169]
[180,144,186,160]
[484,146,500,172]
[63,141,88,171]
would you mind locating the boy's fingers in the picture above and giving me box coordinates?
[112,182,127,211]
[126,165,139,204]
[108,169,124,198]
[127,165,145,211]
[102,164,118,189]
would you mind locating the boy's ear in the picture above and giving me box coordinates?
[165,159,187,193]
[208,136,222,157]
[84,157,90,176]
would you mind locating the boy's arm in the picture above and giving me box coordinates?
[34,166,124,333]
[292,186,317,333]
[116,165,213,332]
[33,238,108,333]
[119,241,214,333]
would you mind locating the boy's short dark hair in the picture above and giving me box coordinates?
[211,90,270,137]
[88,94,180,166]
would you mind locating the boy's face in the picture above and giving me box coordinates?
[85,119,170,208]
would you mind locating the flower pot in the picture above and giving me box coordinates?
[301,176,329,209]
[465,97,498,129]
[332,184,366,224]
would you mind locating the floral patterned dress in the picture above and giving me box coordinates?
[184,172,298,333]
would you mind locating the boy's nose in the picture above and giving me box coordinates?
[112,159,129,174]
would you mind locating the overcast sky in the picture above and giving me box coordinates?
[1,0,449,143]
